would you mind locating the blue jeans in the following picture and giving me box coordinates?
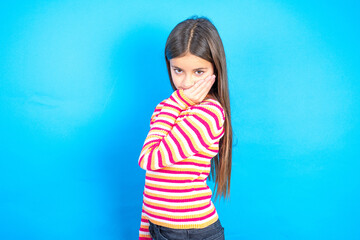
[148,219,225,240]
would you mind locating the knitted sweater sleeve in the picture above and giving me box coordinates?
[138,88,225,171]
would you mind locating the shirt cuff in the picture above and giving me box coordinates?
[170,89,196,109]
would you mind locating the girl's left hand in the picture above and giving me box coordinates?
[183,74,216,104]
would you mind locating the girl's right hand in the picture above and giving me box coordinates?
[183,74,216,104]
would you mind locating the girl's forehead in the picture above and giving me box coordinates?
[170,53,212,68]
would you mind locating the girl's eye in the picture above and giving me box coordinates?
[173,69,204,75]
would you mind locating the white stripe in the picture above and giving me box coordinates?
[168,164,207,170]
[141,151,149,169]
[167,164,197,169]
[172,96,187,109]
[147,170,198,178]
[144,202,213,216]
[151,121,172,131]
[172,125,195,155]
[192,107,222,132]
[202,147,217,155]
[182,120,210,152]
[189,117,216,146]
[148,130,167,138]
[199,173,210,179]
[158,107,179,116]
[166,131,185,162]
[145,178,205,187]
[144,186,211,197]
[143,195,210,206]
[158,142,171,167]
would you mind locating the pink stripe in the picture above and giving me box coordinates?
[197,102,224,119]
[184,115,218,143]
[143,192,210,202]
[208,149,218,153]
[139,152,145,167]
[143,208,216,222]
[147,148,154,170]
[143,201,211,212]
[157,111,177,119]
[151,127,167,131]
[175,161,210,168]
[163,101,182,112]
[168,130,187,160]
[194,152,213,159]
[142,139,157,149]
[152,118,173,126]
[158,150,164,168]
[157,169,200,175]
[176,89,192,106]
[178,118,210,150]
[168,95,177,103]
[145,185,208,193]
[162,138,176,165]
[192,105,222,128]
[174,124,197,153]
[146,176,204,183]
[192,114,219,136]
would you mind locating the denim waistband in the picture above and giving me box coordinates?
[153,218,222,234]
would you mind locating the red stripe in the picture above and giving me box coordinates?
[143,201,211,212]
[168,130,187,160]
[147,148,154,170]
[143,208,216,222]
[158,150,164,168]
[143,139,158,148]
[145,185,208,193]
[192,105,222,128]
[162,138,175,165]
[143,192,211,202]
[163,101,182,112]
[176,89,192,106]
[181,117,211,148]
[152,118,173,126]
[146,176,204,183]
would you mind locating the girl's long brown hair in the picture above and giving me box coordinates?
[164,16,233,201]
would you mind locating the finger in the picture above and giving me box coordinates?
[191,75,215,100]
[190,75,214,95]
[198,75,216,97]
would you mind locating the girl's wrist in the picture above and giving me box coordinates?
[168,89,195,109]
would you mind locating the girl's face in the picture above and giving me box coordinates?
[169,52,214,91]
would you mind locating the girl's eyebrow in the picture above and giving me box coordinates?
[172,65,208,70]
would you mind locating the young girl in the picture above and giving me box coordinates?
[138,16,232,240]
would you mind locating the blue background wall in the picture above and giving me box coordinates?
[1,1,359,239]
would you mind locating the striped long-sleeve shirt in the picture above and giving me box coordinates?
[138,88,225,240]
